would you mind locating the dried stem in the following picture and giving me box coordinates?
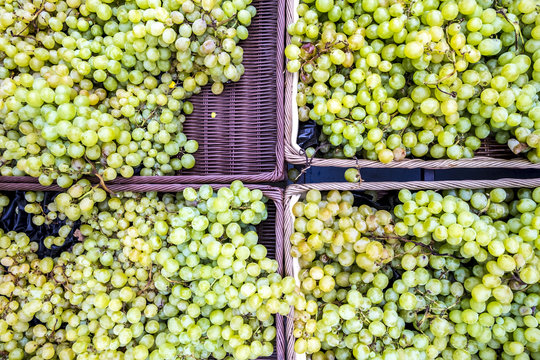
[137,268,154,295]
[84,156,114,195]
[294,142,328,182]
[371,235,463,259]
[14,5,45,36]
[496,7,522,51]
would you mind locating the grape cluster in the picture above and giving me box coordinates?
[0,0,256,186]
[289,187,540,359]
[0,182,294,360]
[285,0,540,163]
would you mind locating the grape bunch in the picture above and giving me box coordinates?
[285,0,540,163]
[289,187,540,359]
[23,180,106,223]
[0,0,256,186]
[0,182,294,360]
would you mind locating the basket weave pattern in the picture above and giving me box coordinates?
[283,178,540,360]
[0,183,286,360]
[283,0,540,170]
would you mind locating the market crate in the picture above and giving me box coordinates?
[283,178,540,360]
[0,0,286,185]
[283,0,540,170]
[124,0,286,183]
[0,183,286,360]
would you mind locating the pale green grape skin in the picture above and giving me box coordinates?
[344,168,361,183]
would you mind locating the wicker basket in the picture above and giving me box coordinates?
[283,178,540,360]
[0,0,285,185]
[283,0,540,170]
[0,183,286,360]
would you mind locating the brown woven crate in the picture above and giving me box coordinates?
[283,0,540,170]
[0,183,286,360]
[0,0,285,185]
[283,178,540,360]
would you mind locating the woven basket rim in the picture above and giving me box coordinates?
[283,177,540,360]
[282,0,540,170]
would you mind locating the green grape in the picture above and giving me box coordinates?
[344,168,361,183]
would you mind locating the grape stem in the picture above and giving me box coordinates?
[294,142,329,182]
[84,156,114,195]
[405,0,418,16]
[79,186,98,201]
[425,69,457,89]
[49,317,59,339]
[416,306,430,328]
[48,267,72,292]
[414,292,460,328]
[299,40,349,80]
[510,272,527,286]
[495,6,522,51]
[352,156,362,182]
[13,4,44,37]
[178,355,197,360]
[216,15,236,28]
[164,277,186,285]
[435,85,457,98]
[371,235,463,259]
[341,118,360,124]
[137,267,154,295]
[139,106,160,127]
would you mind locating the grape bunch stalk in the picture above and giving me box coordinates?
[285,0,540,164]
[289,187,540,360]
[0,182,295,360]
[0,0,256,187]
